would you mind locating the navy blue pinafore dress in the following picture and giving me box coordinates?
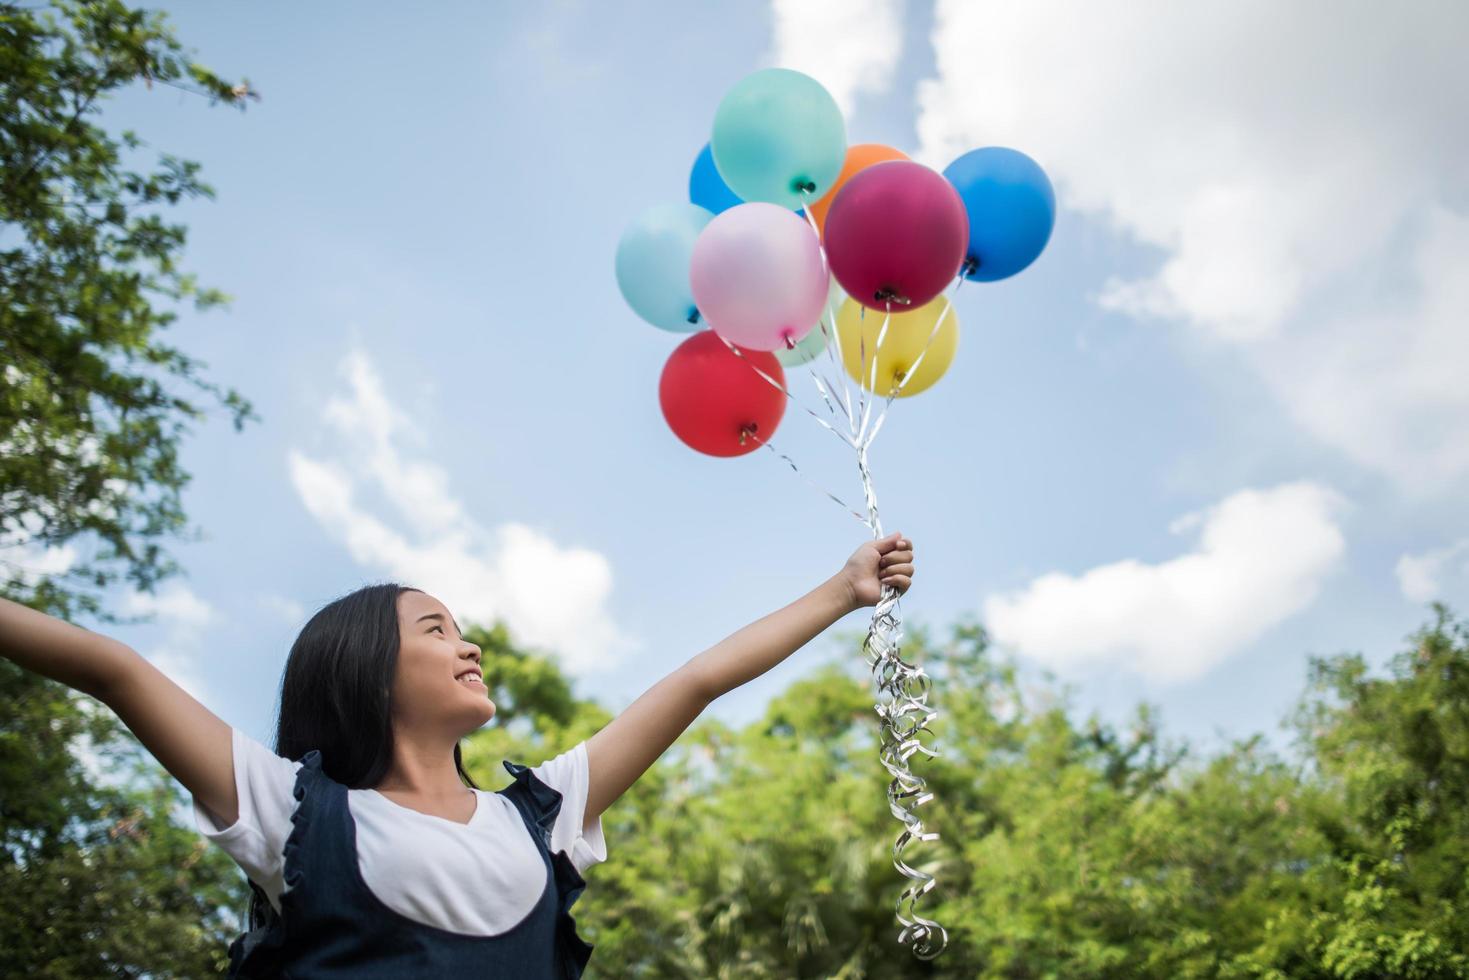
[226,749,595,978]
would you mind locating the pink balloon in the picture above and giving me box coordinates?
[824,160,969,311]
[689,202,828,351]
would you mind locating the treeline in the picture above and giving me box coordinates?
[6,607,1465,977]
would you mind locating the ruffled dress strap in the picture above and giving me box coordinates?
[228,748,329,978]
[498,760,596,975]
[280,748,338,891]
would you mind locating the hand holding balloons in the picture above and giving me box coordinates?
[615,65,1059,968]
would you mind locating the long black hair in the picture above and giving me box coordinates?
[274,581,479,789]
[238,582,480,941]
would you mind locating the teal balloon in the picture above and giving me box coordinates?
[711,68,846,211]
[615,203,713,332]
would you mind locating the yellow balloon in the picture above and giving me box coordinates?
[835,295,959,398]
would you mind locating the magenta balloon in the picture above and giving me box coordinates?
[689,202,828,351]
[824,160,969,311]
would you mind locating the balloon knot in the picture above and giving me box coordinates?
[874,287,912,306]
[687,309,701,325]
[783,332,796,350]
[962,256,980,277]
[739,423,758,446]
[792,178,817,195]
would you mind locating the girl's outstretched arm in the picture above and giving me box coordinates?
[0,594,239,825]
[583,532,914,822]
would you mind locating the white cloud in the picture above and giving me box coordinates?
[0,535,77,586]
[258,593,307,626]
[1396,537,1469,604]
[0,506,79,587]
[915,1,1469,493]
[981,482,1348,682]
[288,349,634,675]
[122,581,214,629]
[120,581,215,704]
[768,0,903,118]
[71,696,134,790]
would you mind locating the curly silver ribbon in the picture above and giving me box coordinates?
[855,442,947,960]
[705,192,955,959]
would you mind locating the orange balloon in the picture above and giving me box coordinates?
[807,143,909,235]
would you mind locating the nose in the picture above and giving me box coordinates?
[459,642,481,664]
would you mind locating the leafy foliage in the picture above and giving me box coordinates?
[7,599,1467,976]
[456,610,1469,979]
[0,657,248,978]
[0,0,258,624]
[1,3,262,974]
[3,13,1465,975]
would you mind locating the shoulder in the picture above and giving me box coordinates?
[528,740,588,794]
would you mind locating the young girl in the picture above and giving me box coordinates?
[0,531,915,978]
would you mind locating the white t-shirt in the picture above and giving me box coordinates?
[192,728,608,937]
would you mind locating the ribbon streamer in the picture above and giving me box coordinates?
[728,189,946,957]
[739,424,871,527]
[855,437,948,960]
[709,188,951,959]
[857,279,964,451]
[714,333,857,450]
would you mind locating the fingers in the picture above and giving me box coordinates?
[880,573,912,595]
[880,548,914,598]
[874,531,910,556]
[879,550,913,569]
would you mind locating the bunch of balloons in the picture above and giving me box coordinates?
[615,68,1055,961]
[616,67,1054,460]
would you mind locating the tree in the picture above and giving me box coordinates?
[0,0,259,624]
[1,2,260,974]
[0,658,246,978]
[1253,602,1469,978]
[530,609,1469,979]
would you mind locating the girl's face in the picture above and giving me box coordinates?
[392,590,495,734]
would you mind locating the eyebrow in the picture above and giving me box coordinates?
[415,612,464,635]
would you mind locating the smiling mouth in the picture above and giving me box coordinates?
[456,673,484,687]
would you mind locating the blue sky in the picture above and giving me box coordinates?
[51,1,1467,759]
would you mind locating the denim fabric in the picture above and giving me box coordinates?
[226,750,594,978]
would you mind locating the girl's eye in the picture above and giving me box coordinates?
[430,625,444,634]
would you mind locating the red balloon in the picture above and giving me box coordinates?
[824,160,969,311]
[659,330,786,457]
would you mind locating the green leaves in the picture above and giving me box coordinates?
[1,0,257,624]
[6,593,1467,975]
[0,659,246,978]
[455,609,1469,978]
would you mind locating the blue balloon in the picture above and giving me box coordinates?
[689,143,742,215]
[615,203,714,332]
[943,147,1055,282]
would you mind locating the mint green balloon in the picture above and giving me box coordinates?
[711,68,846,211]
[777,277,845,367]
[775,317,833,367]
